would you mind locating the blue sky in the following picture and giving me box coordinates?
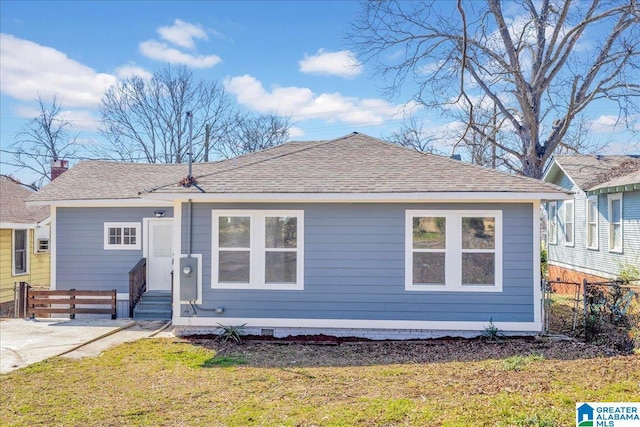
[1,1,638,183]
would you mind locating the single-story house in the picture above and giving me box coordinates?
[28,132,569,338]
[0,176,51,313]
[543,154,640,284]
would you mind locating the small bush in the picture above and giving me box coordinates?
[482,318,502,341]
[216,323,247,344]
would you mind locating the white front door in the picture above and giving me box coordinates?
[146,218,173,291]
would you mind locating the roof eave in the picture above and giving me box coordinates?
[587,182,640,195]
[142,191,572,203]
[26,198,174,207]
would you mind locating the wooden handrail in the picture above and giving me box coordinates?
[129,258,146,318]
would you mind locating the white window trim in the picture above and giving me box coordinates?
[548,202,557,245]
[586,195,599,250]
[564,199,574,247]
[212,210,304,290]
[103,222,141,250]
[607,193,623,253]
[405,210,503,292]
[12,229,29,276]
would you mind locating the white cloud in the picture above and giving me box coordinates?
[224,74,409,126]
[13,103,101,132]
[157,19,208,49]
[139,40,221,69]
[590,115,622,133]
[289,126,305,138]
[139,19,222,69]
[114,64,153,81]
[0,33,116,109]
[299,49,362,78]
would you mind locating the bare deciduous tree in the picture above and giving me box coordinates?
[350,0,640,177]
[213,112,293,159]
[383,115,438,154]
[98,66,233,163]
[4,94,79,189]
[97,66,292,164]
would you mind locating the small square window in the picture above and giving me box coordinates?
[104,223,141,250]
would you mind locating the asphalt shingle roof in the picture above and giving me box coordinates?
[552,155,640,190]
[1,177,49,224]
[29,133,568,202]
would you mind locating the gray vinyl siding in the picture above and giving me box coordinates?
[56,206,173,294]
[181,202,535,323]
[547,170,640,278]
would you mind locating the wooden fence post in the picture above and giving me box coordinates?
[15,282,28,318]
[70,289,75,319]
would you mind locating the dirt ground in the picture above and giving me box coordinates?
[184,335,622,368]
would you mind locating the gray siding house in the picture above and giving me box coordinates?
[543,155,640,284]
[29,133,569,338]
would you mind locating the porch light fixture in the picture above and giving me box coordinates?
[154,210,165,217]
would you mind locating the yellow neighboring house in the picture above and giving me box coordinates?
[0,176,50,312]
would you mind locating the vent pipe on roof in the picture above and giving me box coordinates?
[186,111,193,179]
[450,154,462,161]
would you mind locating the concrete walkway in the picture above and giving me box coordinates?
[0,318,173,374]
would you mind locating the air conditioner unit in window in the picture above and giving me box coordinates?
[37,239,50,252]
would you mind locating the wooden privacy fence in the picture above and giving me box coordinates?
[27,288,117,319]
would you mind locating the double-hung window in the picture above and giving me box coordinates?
[608,194,623,252]
[586,195,598,249]
[13,229,27,275]
[212,210,303,290]
[548,202,557,244]
[406,210,502,292]
[104,223,141,250]
[564,200,574,246]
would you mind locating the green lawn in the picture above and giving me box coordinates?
[1,337,639,426]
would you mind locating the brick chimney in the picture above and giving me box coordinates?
[51,159,69,180]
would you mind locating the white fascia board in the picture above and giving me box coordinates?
[37,216,52,227]
[172,316,542,332]
[0,222,37,229]
[143,192,570,203]
[542,160,579,190]
[26,199,174,208]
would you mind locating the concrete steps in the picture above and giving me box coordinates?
[133,291,172,321]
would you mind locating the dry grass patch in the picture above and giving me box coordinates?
[1,336,638,426]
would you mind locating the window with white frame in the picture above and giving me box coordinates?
[104,222,141,250]
[564,200,574,246]
[586,195,598,249]
[548,202,557,245]
[212,211,303,290]
[406,210,502,292]
[13,229,28,275]
[608,194,623,252]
